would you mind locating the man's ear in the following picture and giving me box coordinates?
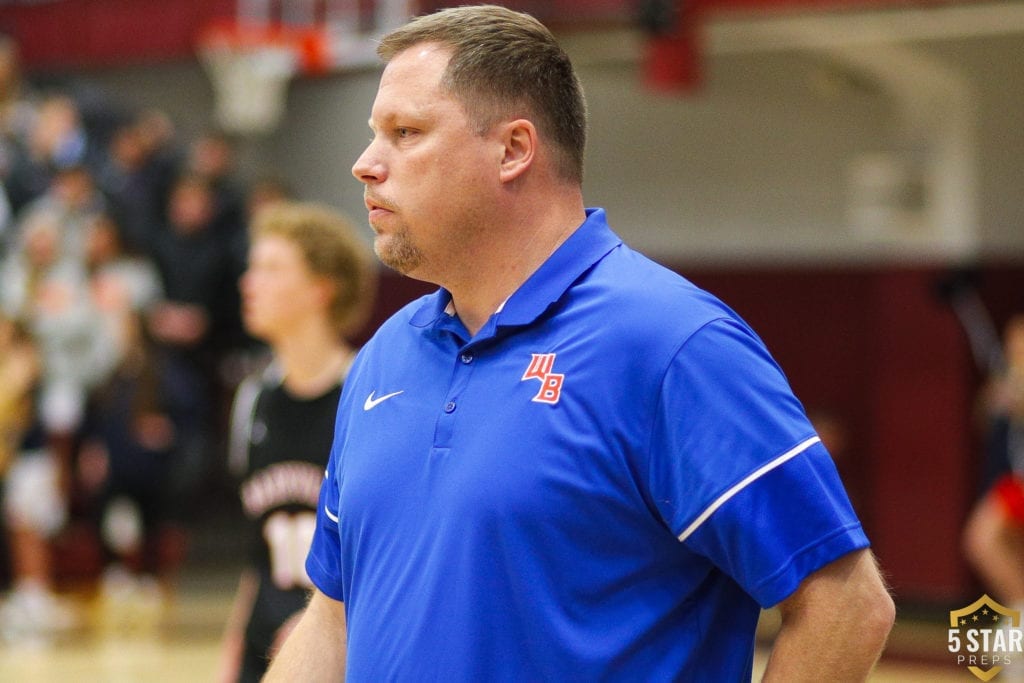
[498,119,536,183]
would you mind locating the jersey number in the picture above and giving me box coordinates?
[263,511,317,590]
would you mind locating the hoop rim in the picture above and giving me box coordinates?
[197,19,331,74]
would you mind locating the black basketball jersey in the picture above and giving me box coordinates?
[228,362,344,681]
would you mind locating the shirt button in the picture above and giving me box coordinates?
[460,353,474,364]
[444,401,457,413]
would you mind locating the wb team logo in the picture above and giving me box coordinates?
[949,595,1023,680]
[521,353,564,405]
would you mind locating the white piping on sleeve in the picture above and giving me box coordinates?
[322,470,339,523]
[676,436,822,543]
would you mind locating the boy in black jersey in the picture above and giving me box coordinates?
[216,202,375,683]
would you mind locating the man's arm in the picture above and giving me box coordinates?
[215,569,258,683]
[762,548,895,681]
[262,588,347,682]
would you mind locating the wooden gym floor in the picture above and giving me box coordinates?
[0,562,983,682]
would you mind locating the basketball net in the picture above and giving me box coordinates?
[198,23,324,135]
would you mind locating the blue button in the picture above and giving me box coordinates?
[444,401,457,413]
[460,353,474,364]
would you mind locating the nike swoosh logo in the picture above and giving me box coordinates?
[364,390,404,411]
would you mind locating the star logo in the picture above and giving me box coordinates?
[948,595,1023,680]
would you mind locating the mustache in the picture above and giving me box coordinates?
[364,193,396,212]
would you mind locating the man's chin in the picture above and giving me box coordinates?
[374,236,423,276]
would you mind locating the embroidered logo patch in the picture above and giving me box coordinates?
[521,353,564,405]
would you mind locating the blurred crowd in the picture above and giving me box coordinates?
[0,35,288,642]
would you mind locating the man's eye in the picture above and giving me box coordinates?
[396,128,412,138]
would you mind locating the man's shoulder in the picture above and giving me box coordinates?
[581,245,739,339]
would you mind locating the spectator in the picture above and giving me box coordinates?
[4,95,92,214]
[148,173,228,356]
[81,305,193,629]
[187,130,246,243]
[963,314,1024,617]
[0,193,117,447]
[187,132,249,354]
[0,185,120,645]
[0,314,77,645]
[98,118,172,256]
[13,164,105,267]
[84,212,163,318]
[146,173,235,519]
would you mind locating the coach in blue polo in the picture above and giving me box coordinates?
[266,5,894,681]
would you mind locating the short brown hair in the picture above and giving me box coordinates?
[378,4,586,184]
[250,202,377,338]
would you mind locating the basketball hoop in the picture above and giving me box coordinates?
[197,22,329,136]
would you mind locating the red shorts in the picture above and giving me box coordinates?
[992,473,1024,526]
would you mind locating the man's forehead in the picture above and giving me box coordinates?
[370,46,458,125]
[381,41,452,81]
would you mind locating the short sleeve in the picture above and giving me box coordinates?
[305,421,347,603]
[648,318,868,607]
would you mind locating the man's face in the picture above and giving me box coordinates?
[169,183,213,234]
[241,234,327,341]
[352,43,502,282]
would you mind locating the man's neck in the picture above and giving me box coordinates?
[275,321,353,398]
[446,197,586,336]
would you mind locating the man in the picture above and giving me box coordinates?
[218,202,375,682]
[267,5,894,680]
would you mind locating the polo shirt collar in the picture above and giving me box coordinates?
[410,208,621,332]
[495,208,619,327]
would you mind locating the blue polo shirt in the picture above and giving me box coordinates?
[307,208,868,681]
